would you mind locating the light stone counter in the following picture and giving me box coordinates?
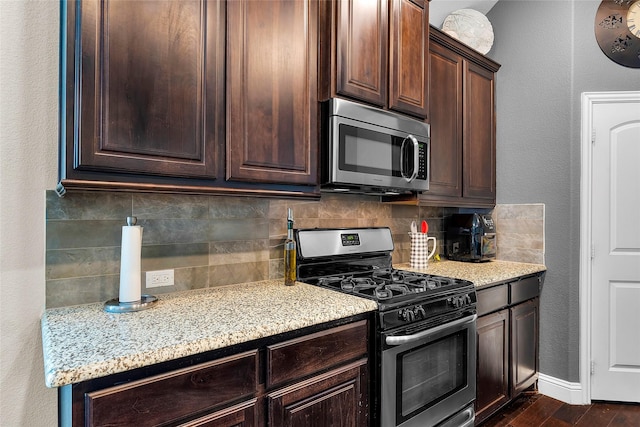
[41,280,377,388]
[395,259,546,287]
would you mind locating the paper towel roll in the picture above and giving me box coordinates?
[119,220,143,303]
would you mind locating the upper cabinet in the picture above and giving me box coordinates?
[226,0,318,185]
[58,0,318,197]
[320,0,430,120]
[419,27,501,208]
[60,0,224,181]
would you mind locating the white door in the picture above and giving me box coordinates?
[590,94,640,402]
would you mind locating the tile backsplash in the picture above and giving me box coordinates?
[45,191,450,308]
[45,191,544,308]
[493,203,545,265]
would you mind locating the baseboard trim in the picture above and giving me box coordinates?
[538,373,585,404]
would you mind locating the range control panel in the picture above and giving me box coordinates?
[341,233,361,246]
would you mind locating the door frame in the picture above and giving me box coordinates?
[579,91,640,404]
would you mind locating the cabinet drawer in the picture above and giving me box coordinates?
[476,284,508,316]
[510,275,540,305]
[266,320,368,388]
[85,350,258,427]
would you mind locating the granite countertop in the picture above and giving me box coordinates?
[41,280,377,388]
[395,259,546,287]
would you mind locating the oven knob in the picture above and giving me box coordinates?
[414,306,426,319]
[400,308,415,322]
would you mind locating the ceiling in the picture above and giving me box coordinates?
[429,0,499,27]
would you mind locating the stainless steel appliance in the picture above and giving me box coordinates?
[446,213,496,262]
[296,227,477,427]
[321,98,430,196]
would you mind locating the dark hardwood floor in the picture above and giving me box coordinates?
[481,392,640,427]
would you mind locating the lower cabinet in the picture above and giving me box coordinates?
[476,309,509,422]
[178,400,258,427]
[475,274,542,425]
[60,318,369,427]
[268,360,368,426]
[510,299,539,397]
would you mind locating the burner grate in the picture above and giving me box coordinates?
[311,268,469,303]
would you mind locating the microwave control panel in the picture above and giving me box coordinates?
[418,143,427,180]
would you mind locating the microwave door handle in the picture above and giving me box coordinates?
[385,314,477,346]
[400,135,419,182]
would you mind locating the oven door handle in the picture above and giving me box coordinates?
[385,314,477,346]
[458,408,476,427]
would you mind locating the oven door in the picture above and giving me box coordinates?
[381,314,477,427]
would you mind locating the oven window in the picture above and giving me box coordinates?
[398,331,467,420]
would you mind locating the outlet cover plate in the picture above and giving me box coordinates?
[146,269,174,288]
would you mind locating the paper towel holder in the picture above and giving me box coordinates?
[104,216,158,313]
[104,294,158,313]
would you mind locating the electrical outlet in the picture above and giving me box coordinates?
[146,269,174,288]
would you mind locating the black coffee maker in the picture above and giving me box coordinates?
[446,213,496,262]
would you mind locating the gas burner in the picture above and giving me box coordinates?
[317,276,347,287]
[404,276,438,291]
[384,284,410,295]
[311,267,469,304]
[340,277,378,292]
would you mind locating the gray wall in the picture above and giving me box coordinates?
[488,1,640,382]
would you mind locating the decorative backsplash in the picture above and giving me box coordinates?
[45,191,450,308]
[45,191,544,308]
[493,203,545,265]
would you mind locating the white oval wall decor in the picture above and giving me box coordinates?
[441,9,494,54]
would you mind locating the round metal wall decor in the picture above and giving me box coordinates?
[595,0,640,68]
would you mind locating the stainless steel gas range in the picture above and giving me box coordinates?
[295,227,477,427]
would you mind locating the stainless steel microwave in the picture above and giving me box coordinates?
[321,98,430,195]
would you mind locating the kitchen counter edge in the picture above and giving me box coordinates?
[396,259,547,288]
[41,280,377,388]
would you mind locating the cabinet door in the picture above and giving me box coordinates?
[510,298,539,397]
[177,400,257,427]
[423,41,463,198]
[70,0,223,179]
[335,0,388,107]
[268,359,368,427]
[85,351,257,427]
[463,61,496,202]
[388,0,429,118]
[266,320,368,389]
[226,0,318,185]
[476,309,510,424]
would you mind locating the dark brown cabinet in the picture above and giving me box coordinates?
[178,400,257,427]
[59,0,319,197]
[60,0,224,182]
[84,351,258,427]
[420,27,500,208]
[510,299,539,397]
[320,0,429,119]
[60,318,370,427]
[268,360,368,427]
[226,0,318,185]
[476,310,509,423]
[426,38,463,199]
[475,274,542,425]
